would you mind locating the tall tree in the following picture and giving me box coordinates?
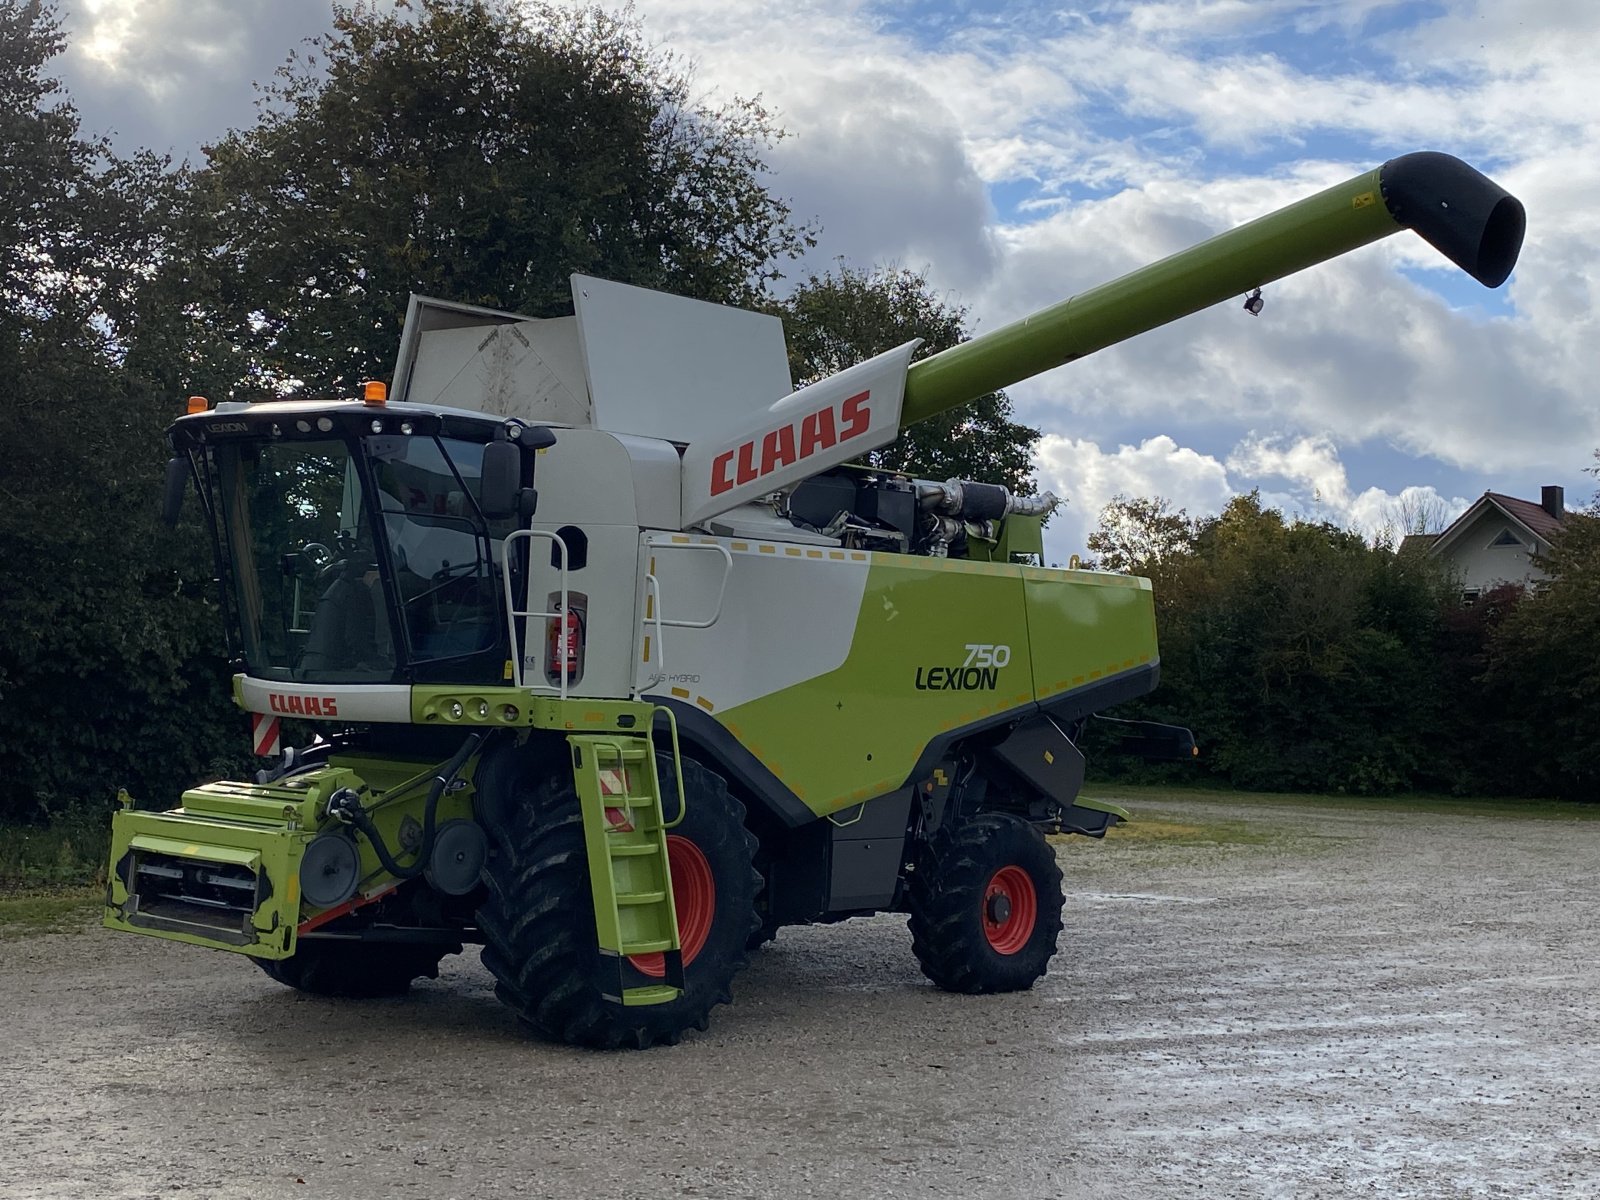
[780,265,1041,492]
[190,0,814,397]
[1087,495,1196,573]
[1087,493,1455,795]
[1481,458,1600,800]
[0,1,244,828]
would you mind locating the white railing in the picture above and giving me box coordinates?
[635,541,734,696]
[501,529,571,698]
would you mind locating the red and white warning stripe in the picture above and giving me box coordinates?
[599,769,636,831]
[251,713,281,757]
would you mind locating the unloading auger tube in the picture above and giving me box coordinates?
[898,151,1525,426]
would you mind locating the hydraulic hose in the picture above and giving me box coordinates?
[328,732,484,880]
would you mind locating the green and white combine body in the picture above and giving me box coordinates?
[105,153,1526,1047]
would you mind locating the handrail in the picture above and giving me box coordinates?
[634,538,735,697]
[636,573,666,696]
[501,529,570,698]
[653,705,687,830]
[653,542,734,630]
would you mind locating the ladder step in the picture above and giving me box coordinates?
[622,938,673,955]
[608,843,660,858]
[621,985,681,1007]
[571,731,683,994]
[616,890,667,906]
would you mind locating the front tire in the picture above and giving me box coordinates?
[477,750,759,1049]
[907,812,1064,994]
[256,937,459,998]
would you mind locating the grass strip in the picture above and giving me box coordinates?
[0,886,102,941]
[1081,782,1600,822]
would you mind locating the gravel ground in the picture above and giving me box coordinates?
[2,794,1596,1200]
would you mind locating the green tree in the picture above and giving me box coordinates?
[1482,462,1600,800]
[0,0,244,830]
[1088,492,1454,795]
[1086,494,1196,573]
[1428,582,1526,796]
[780,265,1041,492]
[189,0,814,397]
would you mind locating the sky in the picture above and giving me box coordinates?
[54,0,1600,562]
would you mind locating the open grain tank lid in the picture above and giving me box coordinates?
[389,274,793,445]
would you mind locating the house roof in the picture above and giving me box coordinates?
[1486,492,1565,540]
[1398,533,1439,555]
[1429,490,1567,559]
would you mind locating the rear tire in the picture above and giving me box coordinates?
[477,751,759,1049]
[256,938,458,998]
[907,812,1064,994]
[746,914,781,952]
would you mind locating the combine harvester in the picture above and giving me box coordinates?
[105,153,1523,1047]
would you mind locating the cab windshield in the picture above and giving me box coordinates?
[211,433,503,683]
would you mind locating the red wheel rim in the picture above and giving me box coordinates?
[982,865,1037,955]
[630,835,715,979]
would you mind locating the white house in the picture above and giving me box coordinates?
[1408,486,1569,598]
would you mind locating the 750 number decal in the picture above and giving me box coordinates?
[963,643,1011,668]
[915,643,1013,691]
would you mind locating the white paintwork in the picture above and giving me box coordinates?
[612,434,683,530]
[390,296,591,425]
[571,274,791,446]
[679,341,920,528]
[705,503,840,546]
[638,535,868,712]
[515,429,662,699]
[529,428,647,526]
[519,521,643,700]
[392,281,797,454]
[236,676,413,724]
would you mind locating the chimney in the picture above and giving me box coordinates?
[1541,485,1565,519]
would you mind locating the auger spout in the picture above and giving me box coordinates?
[900,151,1525,427]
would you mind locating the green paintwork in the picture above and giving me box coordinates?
[1021,567,1156,705]
[410,685,658,734]
[103,758,475,960]
[1071,797,1131,821]
[569,734,683,1005]
[717,555,1156,817]
[105,792,314,959]
[962,513,1046,565]
[901,167,1395,426]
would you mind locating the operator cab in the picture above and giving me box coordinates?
[169,401,546,686]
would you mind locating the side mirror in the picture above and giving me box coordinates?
[480,440,521,519]
[161,457,189,527]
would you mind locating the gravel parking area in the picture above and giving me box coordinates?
[2,793,1596,1199]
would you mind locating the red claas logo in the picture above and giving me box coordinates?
[269,693,339,717]
[710,390,871,497]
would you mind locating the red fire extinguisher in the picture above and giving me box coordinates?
[546,603,584,684]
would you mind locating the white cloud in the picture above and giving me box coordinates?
[973,169,1597,477]
[621,0,1600,521]
[760,71,1000,291]
[47,0,1600,526]
[1225,434,1470,538]
[60,0,344,154]
[1034,429,1475,565]
[1032,433,1234,563]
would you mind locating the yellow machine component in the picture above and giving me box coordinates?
[103,760,473,960]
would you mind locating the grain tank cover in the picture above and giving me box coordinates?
[390,274,793,445]
[390,294,591,425]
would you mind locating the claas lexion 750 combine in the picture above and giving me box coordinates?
[105,153,1523,1048]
